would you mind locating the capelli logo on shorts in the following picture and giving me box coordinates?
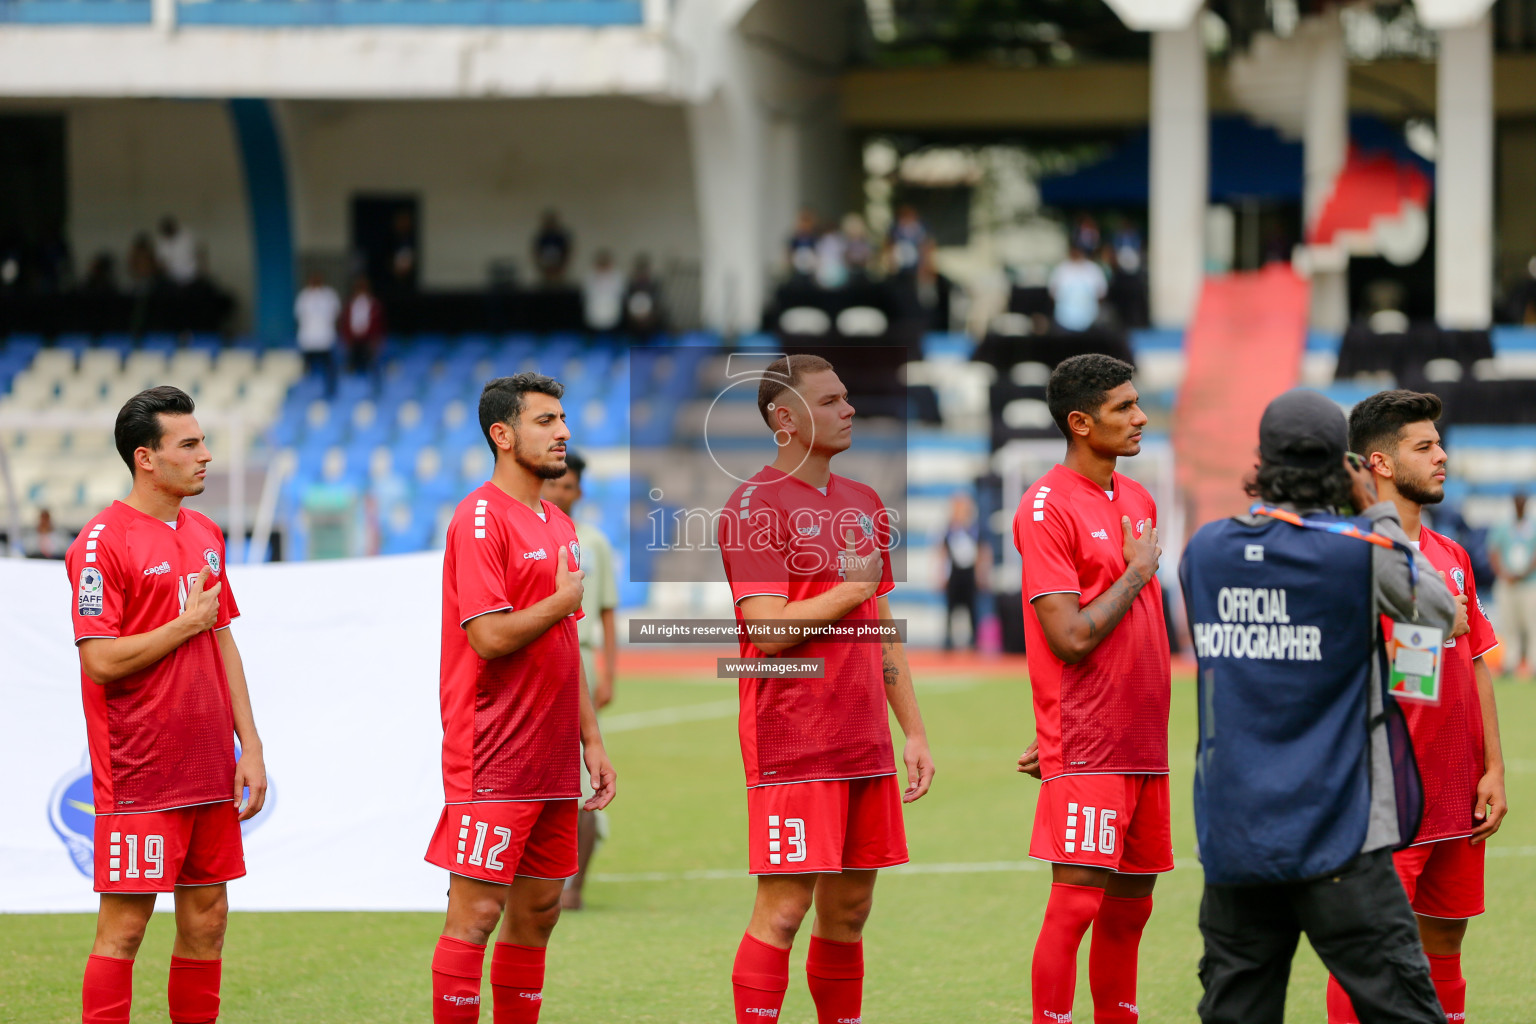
[441,995,480,1007]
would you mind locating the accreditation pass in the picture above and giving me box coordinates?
[1386,621,1443,704]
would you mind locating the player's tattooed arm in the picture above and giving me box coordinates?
[877,596,933,802]
[1034,517,1160,664]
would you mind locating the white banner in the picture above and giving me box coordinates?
[0,551,457,912]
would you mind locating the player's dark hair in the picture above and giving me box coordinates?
[562,450,586,482]
[479,372,565,455]
[115,385,195,477]
[757,354,835,429]
[1046,353,1135,441]
[1243,461,1353,509]
[1347,389,1444,463]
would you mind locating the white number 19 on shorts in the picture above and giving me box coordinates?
[1064,803,1117,856]
[767,815,807,866]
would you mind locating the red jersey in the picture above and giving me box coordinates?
[1389,527,1496,843]
[65,501,239,815]
[1013,465,1169,780]
[439,482,584,804]
[719,467,896,788]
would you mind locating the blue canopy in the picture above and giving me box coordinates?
[1039,115,1433,207]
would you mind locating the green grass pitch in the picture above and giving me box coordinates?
[4,672,1533,1022]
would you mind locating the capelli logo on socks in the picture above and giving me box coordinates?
[1119,1003,1140,1015]
[1043,1013,1072,1023]
[743,1010,779,1018]
[520,993,543,1001]
[441,995,480,1007]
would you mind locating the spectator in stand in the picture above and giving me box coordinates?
[583,249,626,332]
[887,204,927,277]
[24,507,63,559]
[1048,244,1108,333]
[939,492,988,652]
[1515,256,1536,325]
[154,216,199,287]
[914,238,954,331]
[787,207,820,280]
[533,209,574,286]
[295,272,342,399]
[815,222,849,290]
[1489,492,1536,679]
[341,275,386,387]
[389,209,418,294]
[623,254,665,335]
[1071,214,1102,255]
[842,213,875,281]
[82,253,118,295]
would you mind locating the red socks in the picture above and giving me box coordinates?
[82,954,134,1024]
[432,935,487,1024]
[85,954,221,1024]
[1428,953,1466,1022]
[806,936,863,1024]
[490,942,547,1024]
[1089,894,1152,1023]
[167,956,222,1023]
[1328,955,1466,1023]
[1032,883,1105,1024]
[732,932,790,1023]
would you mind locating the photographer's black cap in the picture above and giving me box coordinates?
[1258,389,1347,469]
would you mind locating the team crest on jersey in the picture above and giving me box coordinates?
[857,513,874,539]
[1450,567,1465,594]
[49,746,275,878]
[203,548,221,576]
[569,540,580,566]
[77,567,104,617]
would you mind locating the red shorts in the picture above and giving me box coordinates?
[94,801,245,894]
[1394,837,1485,919]
[425,800,578,884]
[1029,773,1174,874]
[747,775,908,875]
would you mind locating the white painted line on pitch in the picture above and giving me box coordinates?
[601,700,741,734]
[602,682,975,735]
[593,847,1536,884]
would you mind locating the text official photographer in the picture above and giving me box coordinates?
[1179,389,1460,1024]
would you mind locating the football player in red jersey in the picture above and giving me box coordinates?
[1327,390,1508,1024]
[425,373,616,1024]
[718,354,935,1024]
[66,386,267,1024]
[1012,354,1170,1024]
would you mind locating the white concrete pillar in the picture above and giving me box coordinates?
[1437,15,1494,328]
[1302,10,1349,332]
[1149,22,1207,328]
[686,44,768,335]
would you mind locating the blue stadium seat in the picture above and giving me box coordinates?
[139,333,178,354]
[56,333,93,356]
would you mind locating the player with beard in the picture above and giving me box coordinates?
[426,373,617,1024]
[67,385,267,1024]
[1327,390,1507,1024]
[1013,354,1170,1024]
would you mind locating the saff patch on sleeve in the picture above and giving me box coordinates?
[77,567,104,617]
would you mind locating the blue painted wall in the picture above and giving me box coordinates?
[228,99,295,347]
